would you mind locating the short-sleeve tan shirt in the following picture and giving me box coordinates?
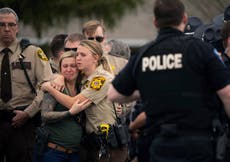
[80,65,116,133]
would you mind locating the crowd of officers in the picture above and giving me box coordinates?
[1,1,230,162]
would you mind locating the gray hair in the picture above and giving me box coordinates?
[64,33,85,45]
[0,7,19,23]
[108,39,131,60]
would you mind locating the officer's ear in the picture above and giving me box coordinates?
[182,13,188,26]
[153,17,159,28]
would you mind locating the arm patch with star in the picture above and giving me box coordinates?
[90,76,106,91]
[37,48,48,61]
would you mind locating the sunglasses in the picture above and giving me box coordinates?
[87,36,104,43]
[64,47,78,52]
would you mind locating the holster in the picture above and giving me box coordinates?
[108,123,129,148]
[212,118,229,161]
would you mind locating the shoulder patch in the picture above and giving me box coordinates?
[37,49,48,61]
[90,76,106,91]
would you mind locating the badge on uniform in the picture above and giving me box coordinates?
[37,49,48,61]
[90,76,106,91]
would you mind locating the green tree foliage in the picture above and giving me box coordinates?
[0,0,143,37]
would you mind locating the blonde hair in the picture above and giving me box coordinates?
[79,40,111,73]
[59,51,76,71]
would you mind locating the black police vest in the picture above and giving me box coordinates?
[134,32,218,130]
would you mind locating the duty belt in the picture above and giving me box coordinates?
[157,124,212,137]
[0,100,14,111]
[48,142,74,154]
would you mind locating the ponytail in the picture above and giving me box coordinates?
[99,56,112,73]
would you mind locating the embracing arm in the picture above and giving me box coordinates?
[42,82,88,109]
[69,99,92,115]
[41,93,71,124]
[129,111,147,131]
[107,84,141,103]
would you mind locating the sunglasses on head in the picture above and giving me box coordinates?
[64,47,78,52]
[87,36,104,43]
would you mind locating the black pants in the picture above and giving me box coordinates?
[81,133,127,162]
[136,134,152,162]
[224,145,230,162]
[0,119,35,162]
[150,135,215,162]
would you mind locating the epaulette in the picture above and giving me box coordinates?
[19,38,32,52]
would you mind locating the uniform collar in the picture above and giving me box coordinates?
[87,65,104,81]
[0,39,19,55]
[156,27,185,41]
[49,58,59,72]
[80,65,103,83]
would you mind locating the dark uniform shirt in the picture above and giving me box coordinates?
[112,28,230,131]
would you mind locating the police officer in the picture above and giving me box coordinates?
[0,7,52,162]
[107,0,230,162]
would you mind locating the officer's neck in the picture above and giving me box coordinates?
[172,23,186,33]
[173,14,187,33]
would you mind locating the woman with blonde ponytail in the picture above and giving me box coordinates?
[77,40,112,74]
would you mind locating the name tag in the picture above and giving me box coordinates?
[11,62,31,70]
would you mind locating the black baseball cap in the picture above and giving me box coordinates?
[184,16,203,35]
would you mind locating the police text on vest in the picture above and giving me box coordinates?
[142,53,182,72]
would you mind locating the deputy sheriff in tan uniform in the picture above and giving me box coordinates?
[80,65,116,133]
[78,66,127,162]
[0,42,52,115]
[0,7,52,162]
